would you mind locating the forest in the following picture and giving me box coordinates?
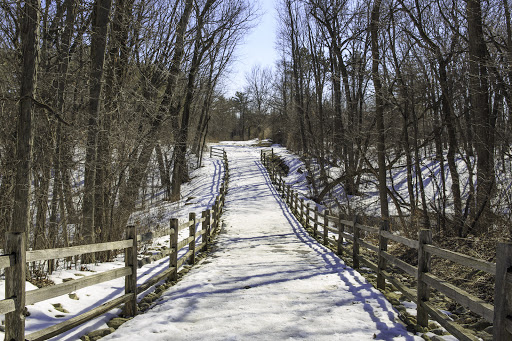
[1,0,511,257]
[223,0,512,242]
[0,0,256,254]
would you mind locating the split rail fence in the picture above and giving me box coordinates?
[0,150,229,341]
[262,150,512,341]
[210,146,225,158]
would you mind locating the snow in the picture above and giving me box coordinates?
[1,140,438,340]
[102,142,422,341]
[0,152,226,340]
[401,300,417,317]
[268,145,512,219]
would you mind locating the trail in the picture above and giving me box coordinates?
[103,144,421,341]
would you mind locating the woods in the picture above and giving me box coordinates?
[0,0,510,284]
[1,0,512,287]
[217,0,512,241]
[0,0,254,259]
[3,1,512,340]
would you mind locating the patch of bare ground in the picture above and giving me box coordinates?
[430,236,496,304]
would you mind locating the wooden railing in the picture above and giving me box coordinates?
[1,150,229,341]
[210,146,225,158]
[261,150,512,341]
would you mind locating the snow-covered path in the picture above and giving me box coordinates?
[104,145,421,341]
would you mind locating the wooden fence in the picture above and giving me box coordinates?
[210,146,225,158]
[261,150,512,341]
[0,150,229,341]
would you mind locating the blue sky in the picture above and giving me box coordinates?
[223,0,279,97]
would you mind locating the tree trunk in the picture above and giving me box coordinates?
[95,0,134,247]
[438,60,463,236]
[371,0,390,291]
[82,0,112,261]
[6,1,40,337]
[11,0,40,234]
[370,0,389,222]
[412,102,431,229]
[170,7,210,201]
[286,0,308,155]
[467,0,495,230]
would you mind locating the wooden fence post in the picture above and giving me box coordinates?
[417,229,432,328]
[124,225,137,317]
[305,203,310,229]
[189,213,196,265]
[219,194,223,219]
[493,242,512,340]
[313,206,318,238]
[220,185,226,208]
[323,211,329,246]
[207,209,212,238]
[210,146,212,158]
[211,202,216,232]
[286,185,291,205]
[225,169,229,185]
[207,208,213,236]
[300,198,304,223]
[294,192,299,215]
[202,210,209,249]
[5,232,26,341]
[213,203,217,234]
[170,218,179,281]
[377,219,390,290]
[336,214,345,257]
[213,199,219,232]
[353,216,360,269]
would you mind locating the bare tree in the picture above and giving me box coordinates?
[82,0,112,261]
[467,0,496,230]
[11,0,40,235]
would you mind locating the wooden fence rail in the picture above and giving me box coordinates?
[1,149,229,341]
[261,150,512,341]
